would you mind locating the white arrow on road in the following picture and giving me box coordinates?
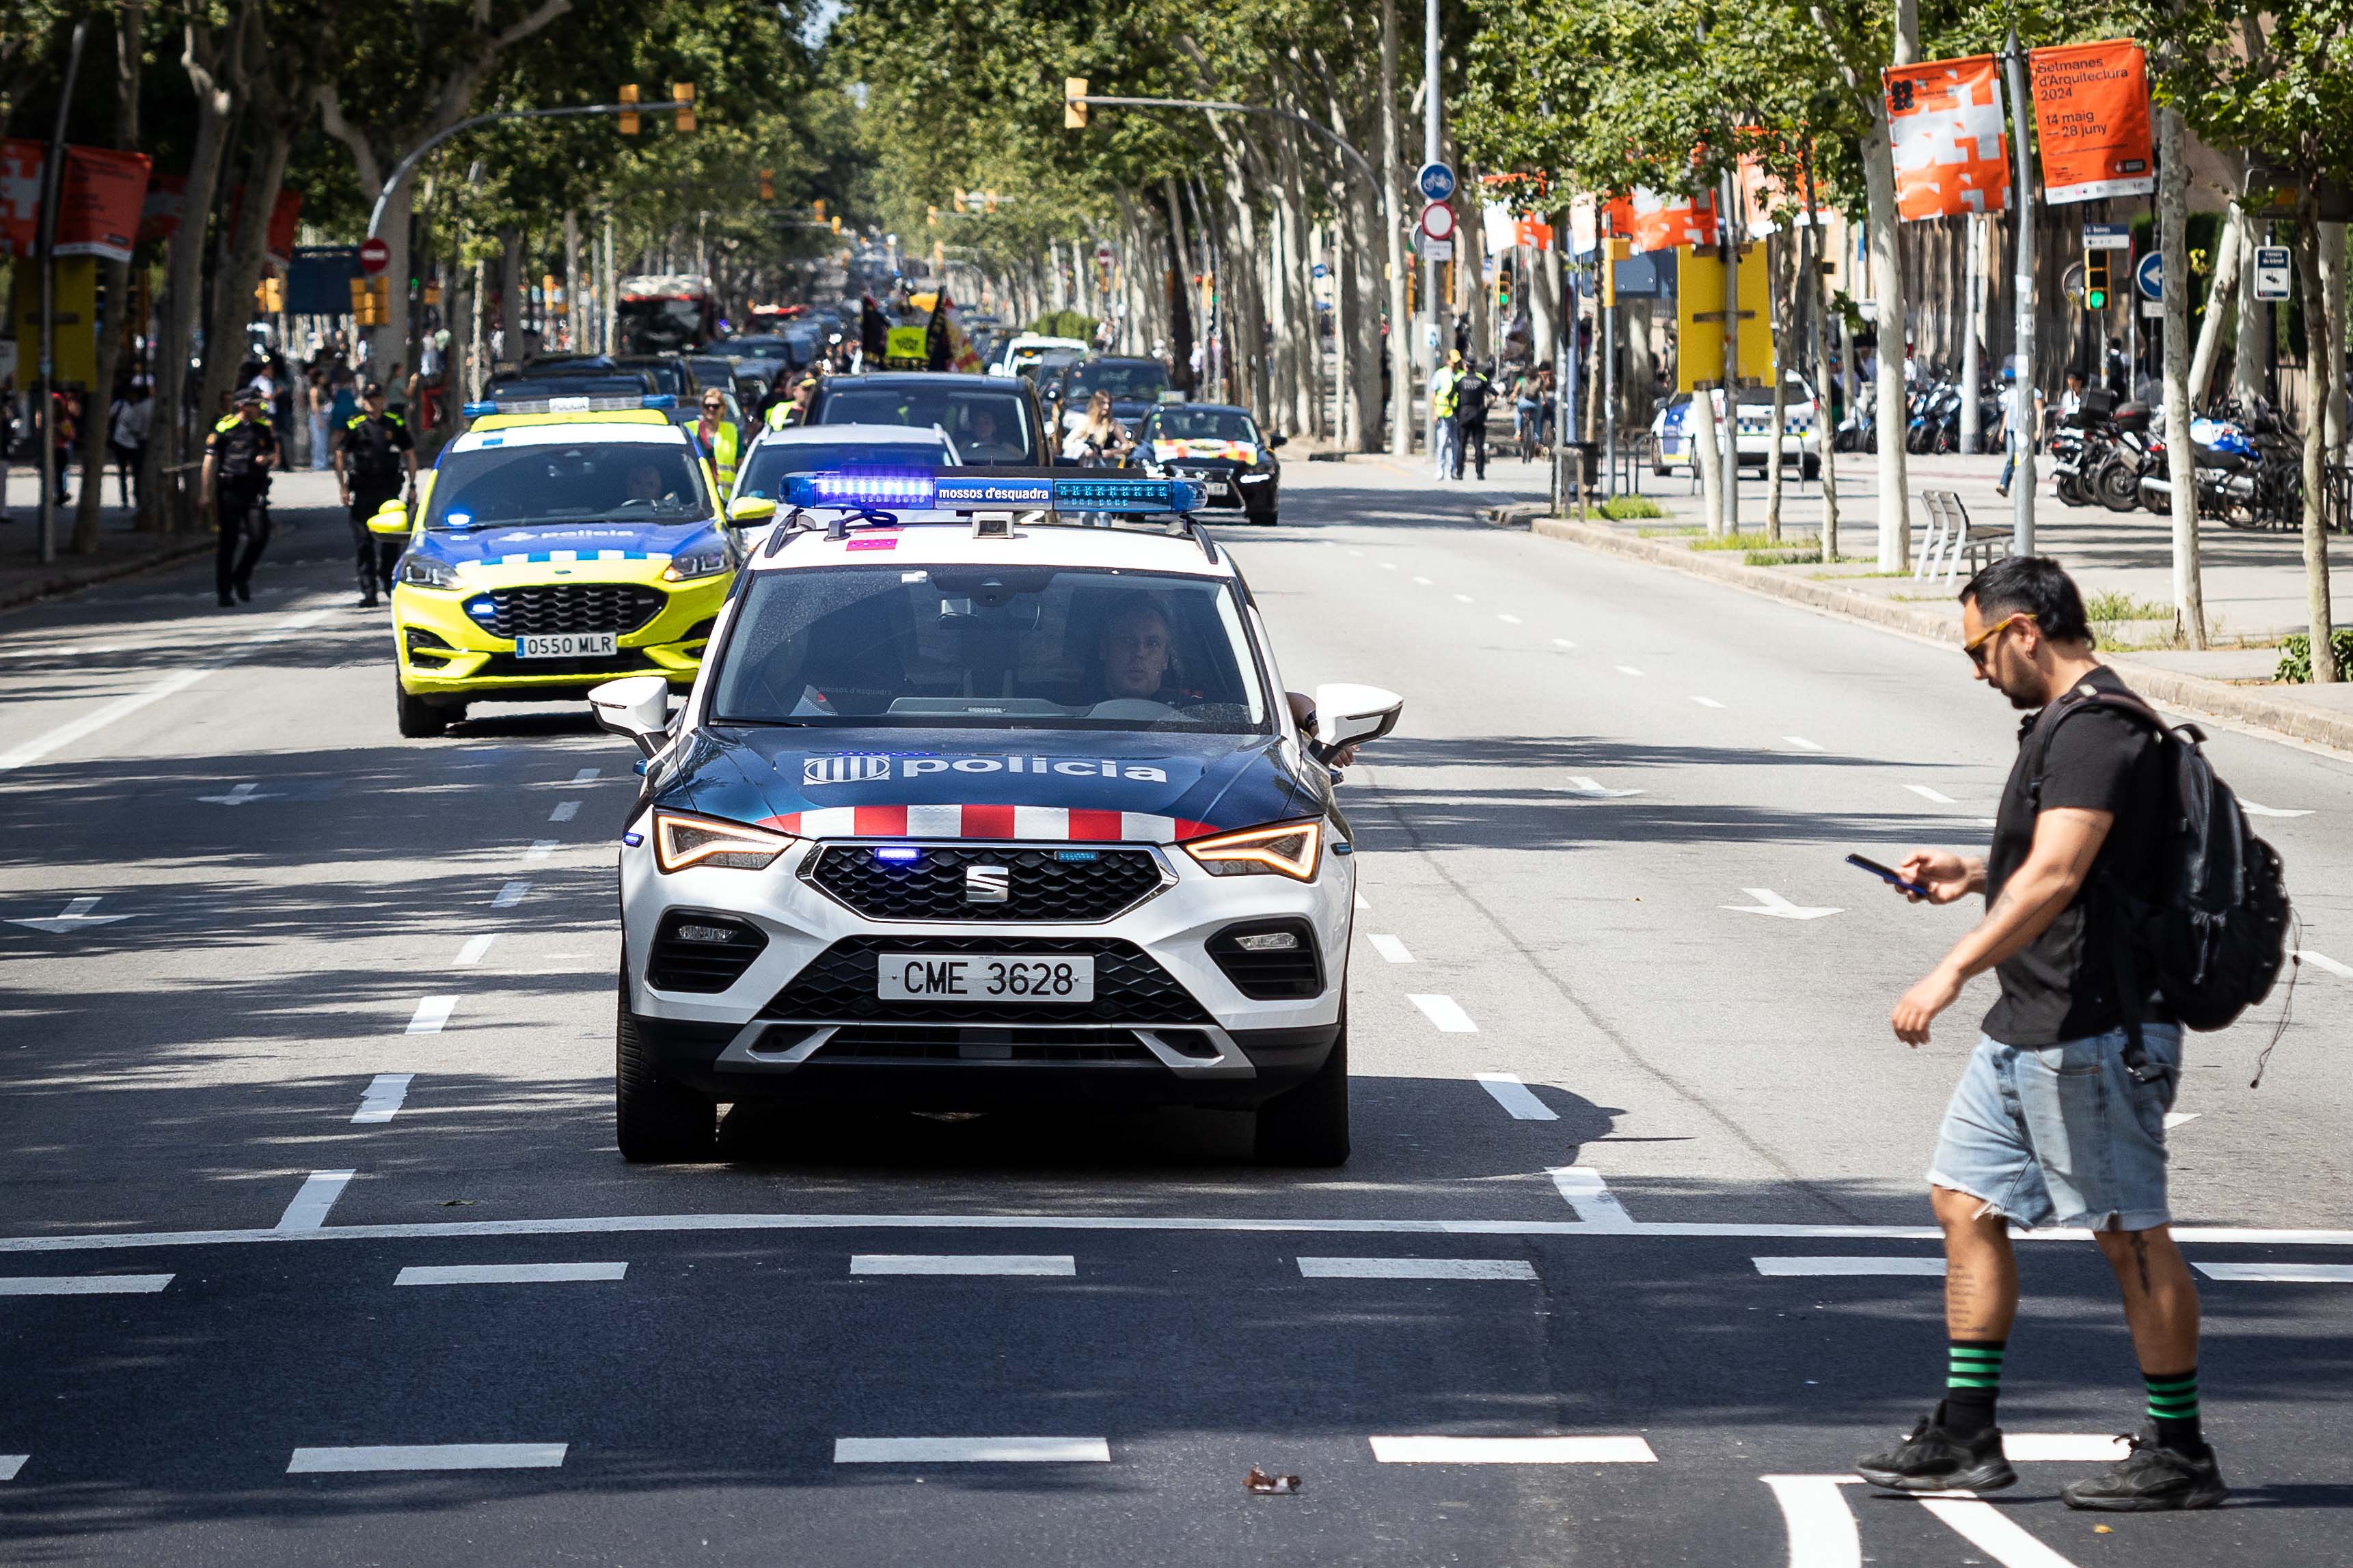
[1555,776,1646,799]
[1722,888,1841,920]
[197,782,283,806]
[8,896,132,934]
[2240,800,2312,819]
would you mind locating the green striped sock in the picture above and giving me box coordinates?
[1942,1340,2005,1438]
[2145,1368,2204,1455]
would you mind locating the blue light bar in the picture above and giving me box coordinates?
[461,393,678,417]
[780,471,1204,515]
[1051,476,1203,512]
[873,846,921,863]
[785,469,941,509]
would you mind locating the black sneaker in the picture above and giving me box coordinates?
[2062,1431,2227,1512]
[1856,1407,2017,1493]
[234,581,251,603]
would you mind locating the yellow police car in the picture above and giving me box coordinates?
[370,394,738,737]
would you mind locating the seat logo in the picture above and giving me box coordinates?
[965,864,1009,903]
[804,754,892,786]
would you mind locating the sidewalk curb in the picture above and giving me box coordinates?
[1515,509,2353,757]
[1,536,215,614]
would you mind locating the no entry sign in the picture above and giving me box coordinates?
[358,236,390,275]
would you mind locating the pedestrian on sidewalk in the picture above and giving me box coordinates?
[1430,350,1463,482]
[203,385,278,608]
[307,368,334,470]
[335,381,417,608]
[1454,359,1493,480]
[1995,369,2041,497]
[1855,555,2225,1513]
[108,383,152,511]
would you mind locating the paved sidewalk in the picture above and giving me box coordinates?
[1,467,347,611]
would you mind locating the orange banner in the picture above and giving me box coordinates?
[2027,39,2154,205]
[1883,56,2010,221]
[1605,189,1717,254]
[0,141,152,262]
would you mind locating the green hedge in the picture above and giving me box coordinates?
[2276,629,2353,683]
[1027,310,1099,342]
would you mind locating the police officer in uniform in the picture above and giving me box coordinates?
[334,381,418,607]
[204,384,279,607]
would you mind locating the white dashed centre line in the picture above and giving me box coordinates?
[1368,934,1414,963]
[1413,575,1433,585]
[1782,735,1826,751]
[1497,613,1522,624]
[834,1438,1109,1464]
[0,1274,174,1295]
[1549,1167,1637,1228]
[1691,696,1724,708]
[549,801,581,822]
[1297,1257,1538,1280]
[526,839,559,859]
[288,1444,567,1473]
[1407,994,1478,1032]
[454,934,497,966]
[1370,1436,1657,1464]
[406,997,457,1035]
[1752,1256,1944,1277]
[1615,665,1646,677]
[1906,784,1957,804]
[1380,562,1399,570]
[351,1073,413,1125]
[0,1455,24,1480]
[851,1255,1076,1276]
[2194,1262,2353,1284]
[395,1263,628,1286]
[492,880,532,908]
[1551,637,1576,648]
[1452,593,1474,603]
[273,1171,355,1233]
[1473,1072,1558,1120]
[1352,892,1371,911]
[570,768,600,784]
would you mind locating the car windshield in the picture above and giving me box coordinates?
[819,385,1036,463]
[733,441,955,501]
[620,362,688,395]
[426,441,712,529]
[710,567,1268,732]
[1147,409,1259,444]
[1072,361,1169,400]
[482,375,651,401]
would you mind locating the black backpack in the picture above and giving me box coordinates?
[2030,687,2292,1079]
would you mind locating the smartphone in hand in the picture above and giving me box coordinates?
[1846,853,1932,898]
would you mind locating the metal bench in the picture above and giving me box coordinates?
[1912,490,2010,585]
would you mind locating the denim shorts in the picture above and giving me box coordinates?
[1927,1025,2181,1231]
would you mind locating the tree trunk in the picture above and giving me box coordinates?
[150,14,243,533]
[2157,106,2205,648]
[2322,220,2348,472]
[2186,204,2242,411]
[72,0,143,552]
[1805,211,1840,563]
[1766,230,1788,542]
[2231,195,2269,406]
[1863,102,1911,570]
[2293,200,2337,681]
[1380,0,1412,454]
[1693,383,1724,526]
[198,121,295,443]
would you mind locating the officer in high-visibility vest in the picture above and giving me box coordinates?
[692,388,740,499]
[202,384,279,607]
[334,381,418,607]
[764,374,818,430]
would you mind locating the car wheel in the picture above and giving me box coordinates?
[1801,455,1821,481]
[1253,1010,1349,1166]
[1259,510,1279,526]
[395,675,447,738]
[616,974,717,1163]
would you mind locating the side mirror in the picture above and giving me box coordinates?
[365,498,411,537]
[588,674,673,758]
[1312,682,1403,752]
[727,496,777,526]
[1266,432,1287,449]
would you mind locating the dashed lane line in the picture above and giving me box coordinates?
[2194,1262,2353,1283]
[1367,934,1414,963]
[1452,592,1474,603]
[1614,665,1645,676]
[288,1444,567,1474]
[1782,735,1826,751]
[273,1171,355,1233]
[1353,891,1371,911]
[1497,613,1522,624]
[2296,949,2353,980]
[1754,1256,1944,1277]
[1549,1168,1637,1230]
[1551,637,1575,648]
[1473,1072,1558,1121]
[0,1455,24,1480]
[1691,696,1724,708]
[835,1438,1109,1464]
[454,934,497,966]
[491,880,532,908]
[852,1255,1075,1276]
[1370,1436,1656,1464]
[1905,784,1958,804]
[1408,994,1477,1032]
[395,1263,627,1286]
[1412,575,1433,585]
[0,1274,173,1295]
[549,801,581,822]
[1298,1257,1536,1280]
[405,997,456,1035]
[351,1074,413,1125]
[526,839,559,860]
[569,768,600,784]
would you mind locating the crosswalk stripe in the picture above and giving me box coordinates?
[834,1438,1108,1463]
[1370,1435,1656,1463]
[1297,1257,1537,1280]
[287,1444,566,1473]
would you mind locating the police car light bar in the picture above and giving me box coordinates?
[779,470,1203,515]
[461,393,678,417]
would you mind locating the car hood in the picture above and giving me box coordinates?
[655,726,1319,844]
[416,519,716,566]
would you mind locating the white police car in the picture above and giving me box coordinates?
[589,470,1402,1166]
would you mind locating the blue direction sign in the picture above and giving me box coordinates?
[2136,251,2164,301]
[1416,162,1456,203]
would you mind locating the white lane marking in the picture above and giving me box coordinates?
[1782,735,1826,751]
[1723,888,1842,920]
[1298,1256,1538,1280]
[1413,575,1433,585]
[1551,637,1576,648]
[549,801,581,823]
[273,1171,355,1233]
[1497,613,1523,624]
[1347,549,1364,557]
[0,1274,174,1295]
[1906,784,1958,804]
[526,840,558,860]
[351,1074,413,1125]
[1380,561,1399,570]
[851,1254,1075,1276]
[1368,934,1414,963]
[0,1455,24,1480]
[1452,592,1473,603]
[1614,664,1645,676]
[2004,1435,2129,1462]
[395,1263,627,1286]
[835,1438,1109,1463]
[288,1444,567,1473]
[491,881,531,908]
[2165,1112,2199,1129]
[454,935,497,966]
[1408,994,1478,1033]
[1761,1475,1862,1568]
[1691,696,1725,709]
[569,768,600,784]
[1370,1436,1656,1464]
[2296,949,2353,980]
[197,781,281,806]
[1558,775,1643,798]
[1352,892,1370,911]
[2194,1262,2353,1283]
[1916,1495,2083,1567]
[1754,1256,1944,1277]
[6,896,131,933]
[405,998,456,1035]
[2239,800,2312,818]
[1549,1167,1636,1229]
[1473,1073,1558,1121]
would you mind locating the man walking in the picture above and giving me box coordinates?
[203,385,278,607]
[1430,350,1463,482]
[1454,359,1493,480]
[1856,555,2225,1512]
[334,381,417,608]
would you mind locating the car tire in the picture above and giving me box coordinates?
[395,676,447,738]
[1801,454,1821,481]
[616,975,718,1163]
[1258,510,1279,526]
[1253,1010,1349,1166]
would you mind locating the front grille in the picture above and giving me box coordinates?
[648,913,768,992]
[807,844,1163,923]
[762,937,1212,1024]
[1207,919,1324,1000]
[810,1025,1156,1064]
[473,650,668,679]
[476,583,664,637]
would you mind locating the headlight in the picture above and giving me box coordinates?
[396,554,459,590]
[662,549,731,581]
[1182,819,1322,881]
[1240,472,1273,483]
[653,810,797,872]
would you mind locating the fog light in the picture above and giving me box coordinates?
[674,922,738,944]
[1234,931,1298,952]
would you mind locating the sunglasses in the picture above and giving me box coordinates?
[1963,611,2034,665]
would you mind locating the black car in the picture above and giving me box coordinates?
[808,372,1050,465]
[1130,404,1283,523]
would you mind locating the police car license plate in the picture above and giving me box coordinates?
[877,954,1096,1004]
[516,633,618,659]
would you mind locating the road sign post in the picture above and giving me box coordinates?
[2252,246,2292,302]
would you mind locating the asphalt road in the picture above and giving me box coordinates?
[3,467,2350,1566]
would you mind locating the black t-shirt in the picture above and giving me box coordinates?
[1981,665,2168,1045]
[206,416,277,484]
[1456,372,1492,426]
[338,411,413,484]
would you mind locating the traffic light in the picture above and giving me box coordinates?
[927,206,939,227]
[1065,78,1088,130]
[759,168,774,202]
[349,275,388,327]
[2084,247,2112,311]
[831,215,842,235]
[618,83,639,135]
[1602,236,1629,307]
[672,82,695,133]
[813,199,825,222]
